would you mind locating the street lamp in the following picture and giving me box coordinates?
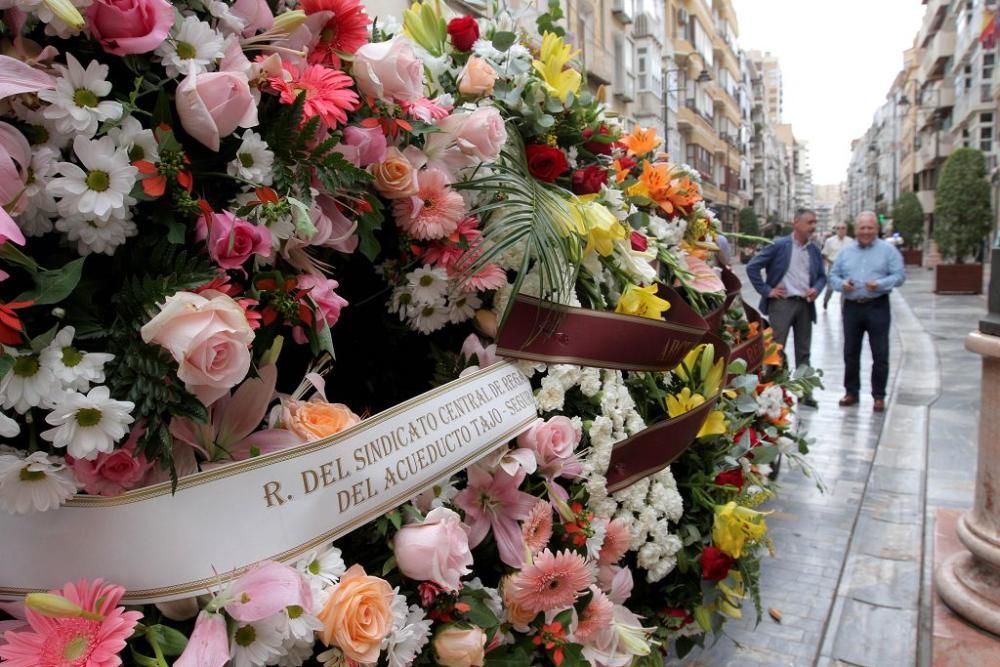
[661,52,712,154]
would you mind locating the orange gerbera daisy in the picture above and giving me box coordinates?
[620,126,660,156]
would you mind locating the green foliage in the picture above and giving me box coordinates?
[738,207,760,237]
[536,0,566,37]
[935,147,993,262]
[891,191,924,248]
[262,95,372,204]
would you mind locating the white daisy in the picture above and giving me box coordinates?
[107,115,159,164]
[18,146,61,237]
[296,545,346,604]
[228,130,274,185]
[388,285,416,321]
[0,451,78,515]
[230,616,285,667]
[282,605,323,643]
[409,299,449,334]
[41,386,135,460]
[11,100,73,151]
[447,289,481,324]
[49,135,138,223]
[156,15,226,78]
[56,210,138,256]
[0,349,59,413]
[316,647,351,667]
[406,266,449,305]
[0,411,19,438]
[38,55,122,138]
[275,637,315,667]
[382,596,432,667]
[39,326,114,391]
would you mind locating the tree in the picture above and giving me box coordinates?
[892,192,924,249]
[935,147,993,262]
[738,207,760,236]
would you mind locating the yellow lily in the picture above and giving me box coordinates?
[715,572,746,619]
[43,0,84,29]
[616,284,672,321]
[532,32,582,103]
[698,410,728,438]
[403,0,447,55]
[712,502,769,558]
[572,197,627,256]
[665,387,705,418]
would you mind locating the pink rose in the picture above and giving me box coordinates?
[433,626,486,667]
[297,273,348,329]
[230,0,273,35]
[437,107,507,163]
[176,68,258,152]
[87,0,174,56]
[343,125,387,167]
[353,37,424,103]
[393,507,473,591]
[517,416,581,475]
[67,423,152,496]
[196,210,272,270]
[140,291,255,406]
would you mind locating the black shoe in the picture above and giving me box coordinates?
[800,396,818,408]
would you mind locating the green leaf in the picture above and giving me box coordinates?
[129,649,161,667]
[146,624,188,657]
[151,88,173,128]
[381,555,397,576]
[166,220,186,244]
[750,445,779,464]
[727,358,747,376]
[386,509,402,530]
[0,354,13,379]
[459,595,500,629]
[17,257,86,305]
[0,242,39,271]
[492,31,517,51]
[29,324,60,353]
[485,647,531,666]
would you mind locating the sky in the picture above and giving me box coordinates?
[732,0,927,186]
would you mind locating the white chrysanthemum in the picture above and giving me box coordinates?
[41,386,135,460]
[231,616,285,667]
[536,374,566,412]
[756,385,785,420]
[228,130,274,185]
[282,605,323,643]
[382,595,432,667]
[0,349,59,414]
[39,326,114,391]
[275,636,315,667]
[0,411,18,438]
[388,285,416,321]
[56,210,137,256]
[107,115,159,164]
[39,55,122,138]
[447,289,481,324]
[49,135,138,223]
[296,545,346,605]
[409,299,449,334]
[406,266,449,305]
[156,15,226,78]
[0,451,77,515]
[317,647,351,667]
[17,145,60,236]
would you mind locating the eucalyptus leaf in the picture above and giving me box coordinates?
[16,257,86,305]
[491,31,517,51]
[750,445,779,465]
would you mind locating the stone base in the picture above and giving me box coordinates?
[932,509,1000,666]
[937,552,1000,636]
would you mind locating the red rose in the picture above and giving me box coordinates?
[701,545,735,581]
[714,468,745,491]
[571,164,608,194]
[629,231,648,252]
[525,144,569,182]
[447,16,480,52]
[582,126,614,155]
[661,607,694,624]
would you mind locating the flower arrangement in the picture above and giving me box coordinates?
[0,0,820,665]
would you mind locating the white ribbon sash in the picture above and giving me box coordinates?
[0,362,537,604]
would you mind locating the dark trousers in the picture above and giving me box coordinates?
[768,297,812,368]
[843,296,891,399]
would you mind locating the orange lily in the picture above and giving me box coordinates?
[621,126,660,156]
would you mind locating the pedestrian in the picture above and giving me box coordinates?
[821,223,854,310]
[746,208,826,407]
[829,211,906,413]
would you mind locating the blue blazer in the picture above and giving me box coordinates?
[745,236,827,321]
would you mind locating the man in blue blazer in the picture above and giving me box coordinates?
[746,208,826,407]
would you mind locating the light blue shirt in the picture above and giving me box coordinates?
[781,237,811,296]
[829,238,906,300]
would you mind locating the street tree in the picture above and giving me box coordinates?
[892,191,924,249]
[935,147,993,262]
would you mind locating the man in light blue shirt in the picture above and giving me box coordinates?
[829,211,906,412]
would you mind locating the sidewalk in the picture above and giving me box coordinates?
[676,265,991,666]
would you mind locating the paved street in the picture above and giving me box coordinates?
[675,265,989,666]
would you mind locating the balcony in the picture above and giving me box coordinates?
[634,89,662,116]
[632,12,662,42]
[916,190,936,214]
[614,73,636,103]
[951,86,994,127]
[920,27,955,81]
[580,39,614,85]
[916,133,953,172]
[612,0,633,24]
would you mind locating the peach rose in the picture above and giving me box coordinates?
[317,564,394,663]
[140,291,255,406]
[283,398,361,442]
[458,56,497,97]
[500,576,536,631]
[433,626,486,667]
[370,147,419,199]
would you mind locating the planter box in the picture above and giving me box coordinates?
[935,263,984,294]
[901,249,923,266]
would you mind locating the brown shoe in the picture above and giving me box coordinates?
[839,394,859,407]
[873,399,886,413]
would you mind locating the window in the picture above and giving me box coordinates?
[637,46,648,90]
[984,52,995,81]
[982,112,994,123]
[686,144,714,180]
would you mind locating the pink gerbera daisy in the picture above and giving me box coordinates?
[392,168,466,241]
[597,517,632,566]
[302,0,372,66]
[572,586,614,644]
[0,579,142,667]
[269,63,359,129]
[508,549,593,614]
[522,500,554,554]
